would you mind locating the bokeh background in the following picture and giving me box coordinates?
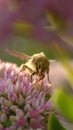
[0,0,73,65]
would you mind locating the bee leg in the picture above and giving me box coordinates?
[19,64,33,73]
[32,74,45,90]
[39,73,45,81]
[20,64,34,82]
[13,64,33,84]
[15,64,26,78]
[47,73,51,83]
[30,71,37,82]
[46,68,49,81]
[47,69,51,84]
[34,73,45,85]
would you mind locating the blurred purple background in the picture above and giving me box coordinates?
[0,0,73,63]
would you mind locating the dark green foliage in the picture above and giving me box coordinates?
[48,113,66,130]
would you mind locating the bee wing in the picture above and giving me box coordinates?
[6,49,31,60]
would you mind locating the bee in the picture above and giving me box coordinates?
[6,49,51,85]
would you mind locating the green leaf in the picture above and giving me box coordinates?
[48,113,66,130]
[53,89,73,122]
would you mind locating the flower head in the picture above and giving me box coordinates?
[0,60,53,130]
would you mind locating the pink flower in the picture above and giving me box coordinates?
[29,110,40,118]
[16,117,26,127]
[0,60,53,129]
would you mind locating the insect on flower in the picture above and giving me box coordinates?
[6,49,51,85]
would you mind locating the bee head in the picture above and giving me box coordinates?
[32,52,49,74]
